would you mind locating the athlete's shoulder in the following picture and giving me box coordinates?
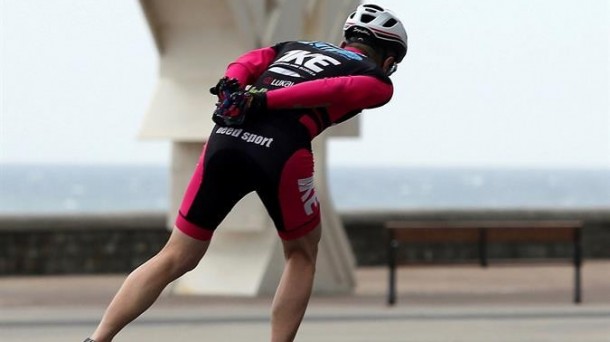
[307,41,392,84]
[271,41,362,59]
[270,40,307,52]
[300,41,367,61]
[268,40,391,84]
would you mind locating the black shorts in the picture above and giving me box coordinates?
[175,117,320,240]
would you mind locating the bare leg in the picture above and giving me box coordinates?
[90,228,210,342]
[271,225,322,342]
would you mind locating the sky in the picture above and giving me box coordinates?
[1,0,609,168]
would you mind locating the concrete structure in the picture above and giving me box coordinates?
[138,0,359,295]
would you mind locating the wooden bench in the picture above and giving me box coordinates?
[385,220,584,305]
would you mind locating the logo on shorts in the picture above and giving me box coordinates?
[215,126,274,148]
[298,176,319,215]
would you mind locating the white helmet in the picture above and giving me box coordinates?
[344,4,408,63]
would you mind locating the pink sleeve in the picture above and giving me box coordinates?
[266,75,393,111]
[225,47,277,86]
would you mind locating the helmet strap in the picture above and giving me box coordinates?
[346,37,383,63]
[346,35,398,76]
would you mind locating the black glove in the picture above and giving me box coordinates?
[212,91,267,127]
[209,77,240,102]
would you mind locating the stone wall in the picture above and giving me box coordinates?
[0,213,168,275]
[1,209,609,275]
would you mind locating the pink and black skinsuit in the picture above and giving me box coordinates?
[176,40,394,241]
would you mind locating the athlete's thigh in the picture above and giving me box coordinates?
[176,138,254,240]
[258,148,320,240]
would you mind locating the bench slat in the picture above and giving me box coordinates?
[390,228,479,242]
[487,227,576,242]
[386,220,583,230]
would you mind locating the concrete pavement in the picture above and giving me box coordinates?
[1,261,609,341]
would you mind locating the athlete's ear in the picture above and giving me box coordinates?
[382,56,397,76]
[340,41,347,48]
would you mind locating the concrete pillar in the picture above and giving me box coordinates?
[138,0,359,296]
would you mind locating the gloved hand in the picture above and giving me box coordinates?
[212,90,267,127]
[209,77,241,103]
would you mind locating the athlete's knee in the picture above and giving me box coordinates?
[157,229,209,276]
[174,250,202,274]
[282,225,321,264]
[152,248,198,278]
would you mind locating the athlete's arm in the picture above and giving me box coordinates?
[225,47,277,86]
[266,75,393,111]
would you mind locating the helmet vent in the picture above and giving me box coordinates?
[360,14,375,23]
[349,12,355,19]
[363,4,383,11]
[383,18,397,28]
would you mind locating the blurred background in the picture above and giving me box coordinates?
[0,0,609,273]
[1,0,608,215]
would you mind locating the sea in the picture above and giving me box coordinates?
[1,164,609,214]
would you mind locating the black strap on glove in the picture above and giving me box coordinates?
[209,77,241,102]
[212,90,267,127]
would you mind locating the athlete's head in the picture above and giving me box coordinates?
[342,3,408,76]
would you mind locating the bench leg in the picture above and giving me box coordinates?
[478,228,488,268]
[574,229,582,304]
[388,239,398,306]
